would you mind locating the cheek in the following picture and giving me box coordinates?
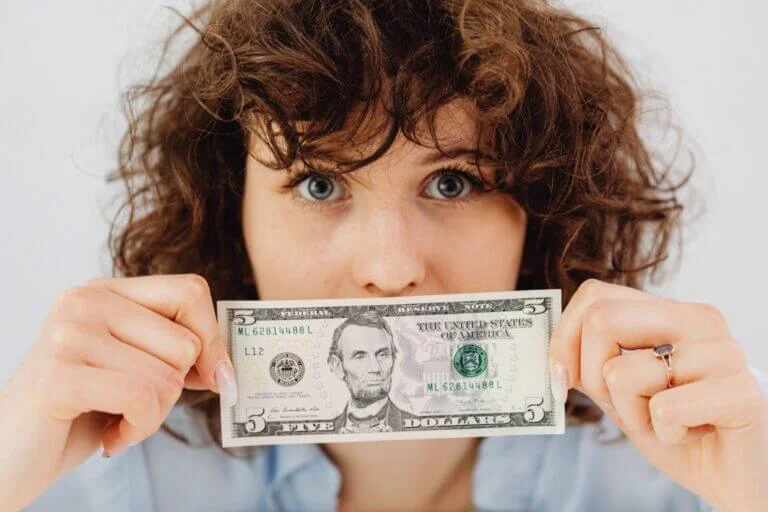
[242,194,346,300]
[423,196,527,292]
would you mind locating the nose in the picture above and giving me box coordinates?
[350,202,426,297]
[365,354,384,374]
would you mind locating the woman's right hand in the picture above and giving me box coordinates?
[0,274,237,511]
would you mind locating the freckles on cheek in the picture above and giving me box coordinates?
[435,200,526,291]
[250,207,346,299]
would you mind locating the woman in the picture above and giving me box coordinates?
[1,0,766,510]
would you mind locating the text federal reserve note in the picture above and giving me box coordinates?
[218,290,563,447]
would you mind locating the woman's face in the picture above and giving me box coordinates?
[242,101,527,300]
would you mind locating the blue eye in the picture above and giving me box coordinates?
[424,172,474,200]
[296,175,345,202]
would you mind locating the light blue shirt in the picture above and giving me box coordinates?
[26,368,767,512]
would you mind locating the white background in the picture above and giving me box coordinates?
[1,0,766,386]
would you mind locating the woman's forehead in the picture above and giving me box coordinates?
[245,98,489,168]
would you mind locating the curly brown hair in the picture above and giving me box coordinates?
[107,0,691,447]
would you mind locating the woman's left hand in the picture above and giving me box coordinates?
[549,280,768,512]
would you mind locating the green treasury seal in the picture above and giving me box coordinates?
[453,344,487,378]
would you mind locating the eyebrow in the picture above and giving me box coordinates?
[418,147,479,165]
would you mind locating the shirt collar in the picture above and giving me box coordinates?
[264,431,556,511]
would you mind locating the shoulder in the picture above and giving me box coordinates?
[25,445,152,511]
[473,416,717,512]
[26,406,270,511]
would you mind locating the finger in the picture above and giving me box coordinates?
[78,329,187,410]
[549,280,649,391]
[579,298,731,406]
[79,286,202,372]
[102,393,164,456]
[86,275,233,394]
[649,371,767,445]
[604,338,745,398]
[603,338,743,437]
[614,394,716,446]
[49,364,163,450]
[183,367,209,390]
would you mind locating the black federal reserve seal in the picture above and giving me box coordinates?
[269,352,305,386]
[453,344,487,378]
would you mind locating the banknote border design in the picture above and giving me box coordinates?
[219,289,564,447]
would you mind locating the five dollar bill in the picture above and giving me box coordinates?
[218,289,564,447]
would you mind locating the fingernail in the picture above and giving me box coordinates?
[101,450,111,459]
[215,361,238,407]
[550,361,569,403]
